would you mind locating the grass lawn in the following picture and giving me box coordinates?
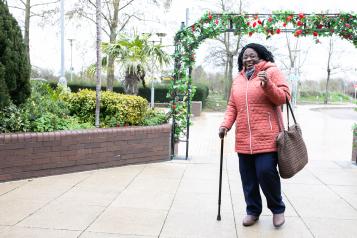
[203,93,228,112]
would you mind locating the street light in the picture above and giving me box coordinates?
[58,0,66,86]
[148,32,166,108]
[67,38,75,81]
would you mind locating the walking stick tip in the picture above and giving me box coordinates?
[217,214,221,221]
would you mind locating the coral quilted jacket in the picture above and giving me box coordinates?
[221,61,291,154]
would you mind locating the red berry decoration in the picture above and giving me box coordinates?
[294,29,303,37]
[276,28,281,34]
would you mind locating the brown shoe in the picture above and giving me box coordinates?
[242,215,259,226]
[273,213,285,228]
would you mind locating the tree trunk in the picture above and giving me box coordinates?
[95,0,102,127]
[223,54,229,100]
[324,38,333,105]
[324,68,331,104]
[24,0,30,59]
[225,53,233,101]
[105,0,119,91]
[106,55,115,91]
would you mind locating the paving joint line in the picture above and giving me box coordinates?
[225,154,239,238]
[282,190,316,238]
[14,171,96,226]
[77,165,148,237]
[308,168,357,212]
[158,164,188,238]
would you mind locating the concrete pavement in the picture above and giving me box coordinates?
[0,105,356,238]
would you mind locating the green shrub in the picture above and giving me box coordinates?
[65,89,148,127]
[140,108,169,126]
[0,81,92,133]
[192,83,209,106]
[101,91,148,126]
[32,113,92,132]
[0,1,31,109]
[0,103,30,132]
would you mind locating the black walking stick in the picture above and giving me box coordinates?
[217,137,224,221]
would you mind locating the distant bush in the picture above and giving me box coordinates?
[299,91,322,98]
[50,81,210,105]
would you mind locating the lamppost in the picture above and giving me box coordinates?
[58,0,66,86]
[148,32,166,108]
[68,38,75,81]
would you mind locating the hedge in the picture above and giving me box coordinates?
[49,82,210,105]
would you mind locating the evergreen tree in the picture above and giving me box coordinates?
[0,0,30,109]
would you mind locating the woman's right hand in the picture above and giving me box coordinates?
[218,127,227,139]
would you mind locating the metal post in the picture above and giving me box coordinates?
[68,38,74,81]
[185,8,189,26]
[150,40,155,108]
[185,60,192,160]
[59,0,66,86]
[171,39,179,159]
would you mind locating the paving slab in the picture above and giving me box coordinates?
[304,217,357,238]
[87,207,167,236]
[0,227,81,238]
[17,200,104,230]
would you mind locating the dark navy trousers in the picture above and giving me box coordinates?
[238,152,285,216]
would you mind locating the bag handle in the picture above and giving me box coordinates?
[286,98,297,127]
[276,97,297,132]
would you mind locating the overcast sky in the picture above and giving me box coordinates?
[9,0,357,82]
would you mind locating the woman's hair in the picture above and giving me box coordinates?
[237,43,275,71]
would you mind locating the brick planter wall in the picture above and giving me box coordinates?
[0,124,171,182]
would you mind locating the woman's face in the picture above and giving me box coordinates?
[242,48,261,70]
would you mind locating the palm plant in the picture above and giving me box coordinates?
[103,33,171,95]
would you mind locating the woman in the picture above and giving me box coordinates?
[219,43,291,228]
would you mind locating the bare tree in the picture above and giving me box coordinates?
[68,0,171,91]
[205,0,244,100]
[322,37,349,104]
[8,0,59,57]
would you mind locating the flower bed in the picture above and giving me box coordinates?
[0,124,171,182]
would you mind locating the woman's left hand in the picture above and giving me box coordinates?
[258,71,268,87]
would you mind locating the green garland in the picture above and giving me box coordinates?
[169,11,357,142]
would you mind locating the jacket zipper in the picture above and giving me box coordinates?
[268,113,273,130]
[245,78,253,154]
